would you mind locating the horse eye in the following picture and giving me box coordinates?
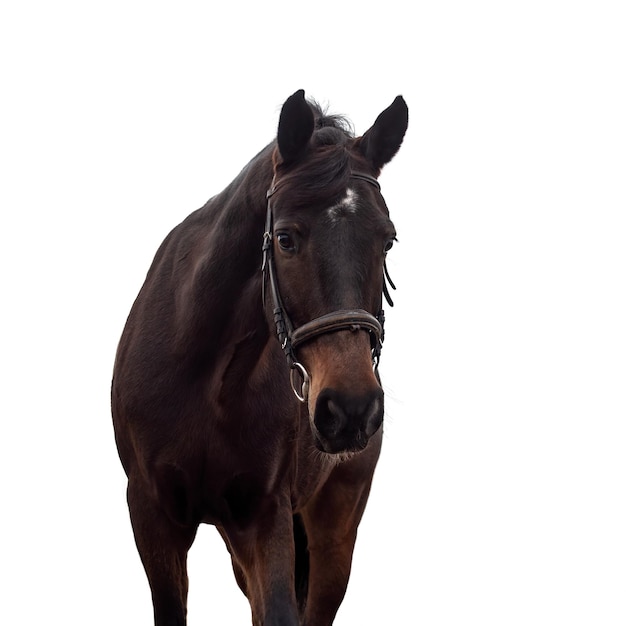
[384,238,396,253]
[277,233,295,251]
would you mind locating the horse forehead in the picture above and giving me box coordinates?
[326,187,358,223]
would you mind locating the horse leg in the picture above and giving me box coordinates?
[299,457,379,626]
[216,527,249,598]
[293,512,310,618]
[127,477,198,626]
[222,493,300,626]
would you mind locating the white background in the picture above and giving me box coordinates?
[1,1,625,624]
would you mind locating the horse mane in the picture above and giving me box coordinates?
[273,99,365,208]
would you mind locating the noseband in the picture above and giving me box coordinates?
[261,171,395,402]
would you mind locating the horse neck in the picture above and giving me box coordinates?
[176,150,274,366]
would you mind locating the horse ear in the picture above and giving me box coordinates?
[358,96,409,173]
[277,89,315,165]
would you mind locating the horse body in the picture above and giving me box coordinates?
[112,90,408,625]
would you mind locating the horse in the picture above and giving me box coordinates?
[111,89,408,625]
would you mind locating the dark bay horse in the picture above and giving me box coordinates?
[111,89,408,625]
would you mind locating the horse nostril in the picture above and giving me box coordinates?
[362,395,383,438]
[316,397,346,439]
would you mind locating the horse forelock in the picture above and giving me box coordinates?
[272,103,370,211]
[307,98,355,136]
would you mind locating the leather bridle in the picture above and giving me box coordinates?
[261,171,395,402]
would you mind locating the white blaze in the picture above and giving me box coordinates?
[326,188,357,223]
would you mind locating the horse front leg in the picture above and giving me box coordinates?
[222,492,300,626]
[300,447,380,626]
[127,475,198,626]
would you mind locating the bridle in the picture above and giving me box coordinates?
[261,171,395,403]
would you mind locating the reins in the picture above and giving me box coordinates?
[262,171,396,402]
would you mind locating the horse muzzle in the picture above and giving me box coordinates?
[310,385,384,454]
[295,327,385,454]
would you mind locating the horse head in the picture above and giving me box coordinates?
[264,89,408,455]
